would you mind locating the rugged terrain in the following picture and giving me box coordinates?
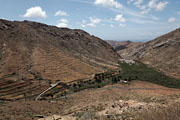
[111,29,180,78]
[1,19,180,120]
[0,19,120,82]
[1,81,180,120]
[105,40,132,48]
[106,40,143,59]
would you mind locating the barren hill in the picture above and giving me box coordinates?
[106,40,143,58]
[0,19,120,82]
[106,40,132,48]
[120,28,180,78]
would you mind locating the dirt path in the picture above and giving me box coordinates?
[35,82,60,100]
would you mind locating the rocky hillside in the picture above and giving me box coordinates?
[106,40,132,48]
[106,40,143,58]
[121,28,180,78]
[0,19,120,82]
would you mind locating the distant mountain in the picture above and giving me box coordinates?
[106,40,132,48]
[106,40,143,58]
[0,19,120,82]
[120,28,180,79]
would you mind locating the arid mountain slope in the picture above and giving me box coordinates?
[0,19,120,82]
[121,28,180,78]
[106,40,144,58]
[106,40,132,48]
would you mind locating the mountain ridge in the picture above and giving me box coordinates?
[0,19,120,82]
[118,28,180,78]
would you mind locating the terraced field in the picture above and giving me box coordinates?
[0,19,120,83]
[0,68,121,101]
[0,76,49,101]
[40,69,122,100]
[32,45,105,83]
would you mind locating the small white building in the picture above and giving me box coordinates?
[119,59,135,65]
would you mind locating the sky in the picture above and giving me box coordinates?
[0,0,180,41]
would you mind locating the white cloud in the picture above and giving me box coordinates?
[114,14,126,22]
[87,23,96,27]
[55,10,68,16]
[126,0,168,17]
[119,23,126,27]
[155,1,168,11]
[127,0,135,4]
[81,17,101,28]
[94,0,123,9]
[177,12,180,15]
[90,17,101,24]
[56,23,68,27]
[87,17,101,27]
[148,0,168,11]
[81,20,87,28]
[137,0,168,14]
[134,0,143,5]
[168,17,176,23]
[128,0,147,12]
[23,6,47,18]
[131,0,146,13]
[59,18,68,23]
[56,18,69,28]
[148,0,157,8]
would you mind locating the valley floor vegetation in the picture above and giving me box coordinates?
[42,61,180,100]
[1,61,180,120]
[119,61,180,89]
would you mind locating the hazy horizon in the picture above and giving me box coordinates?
[105,39,149,42]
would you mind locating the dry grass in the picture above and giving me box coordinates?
[32,45,103,83]
[1,81,180,120]
[136,103,180,120]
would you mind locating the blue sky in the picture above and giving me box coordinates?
[0,0,180,41]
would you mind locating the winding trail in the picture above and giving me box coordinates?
[35,82,60,101]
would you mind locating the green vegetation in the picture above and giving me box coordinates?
[68,72,125,93]
[119,61,180,89]
[45,61,180,100]
[68,78,114,93]
[44,71,124,99]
